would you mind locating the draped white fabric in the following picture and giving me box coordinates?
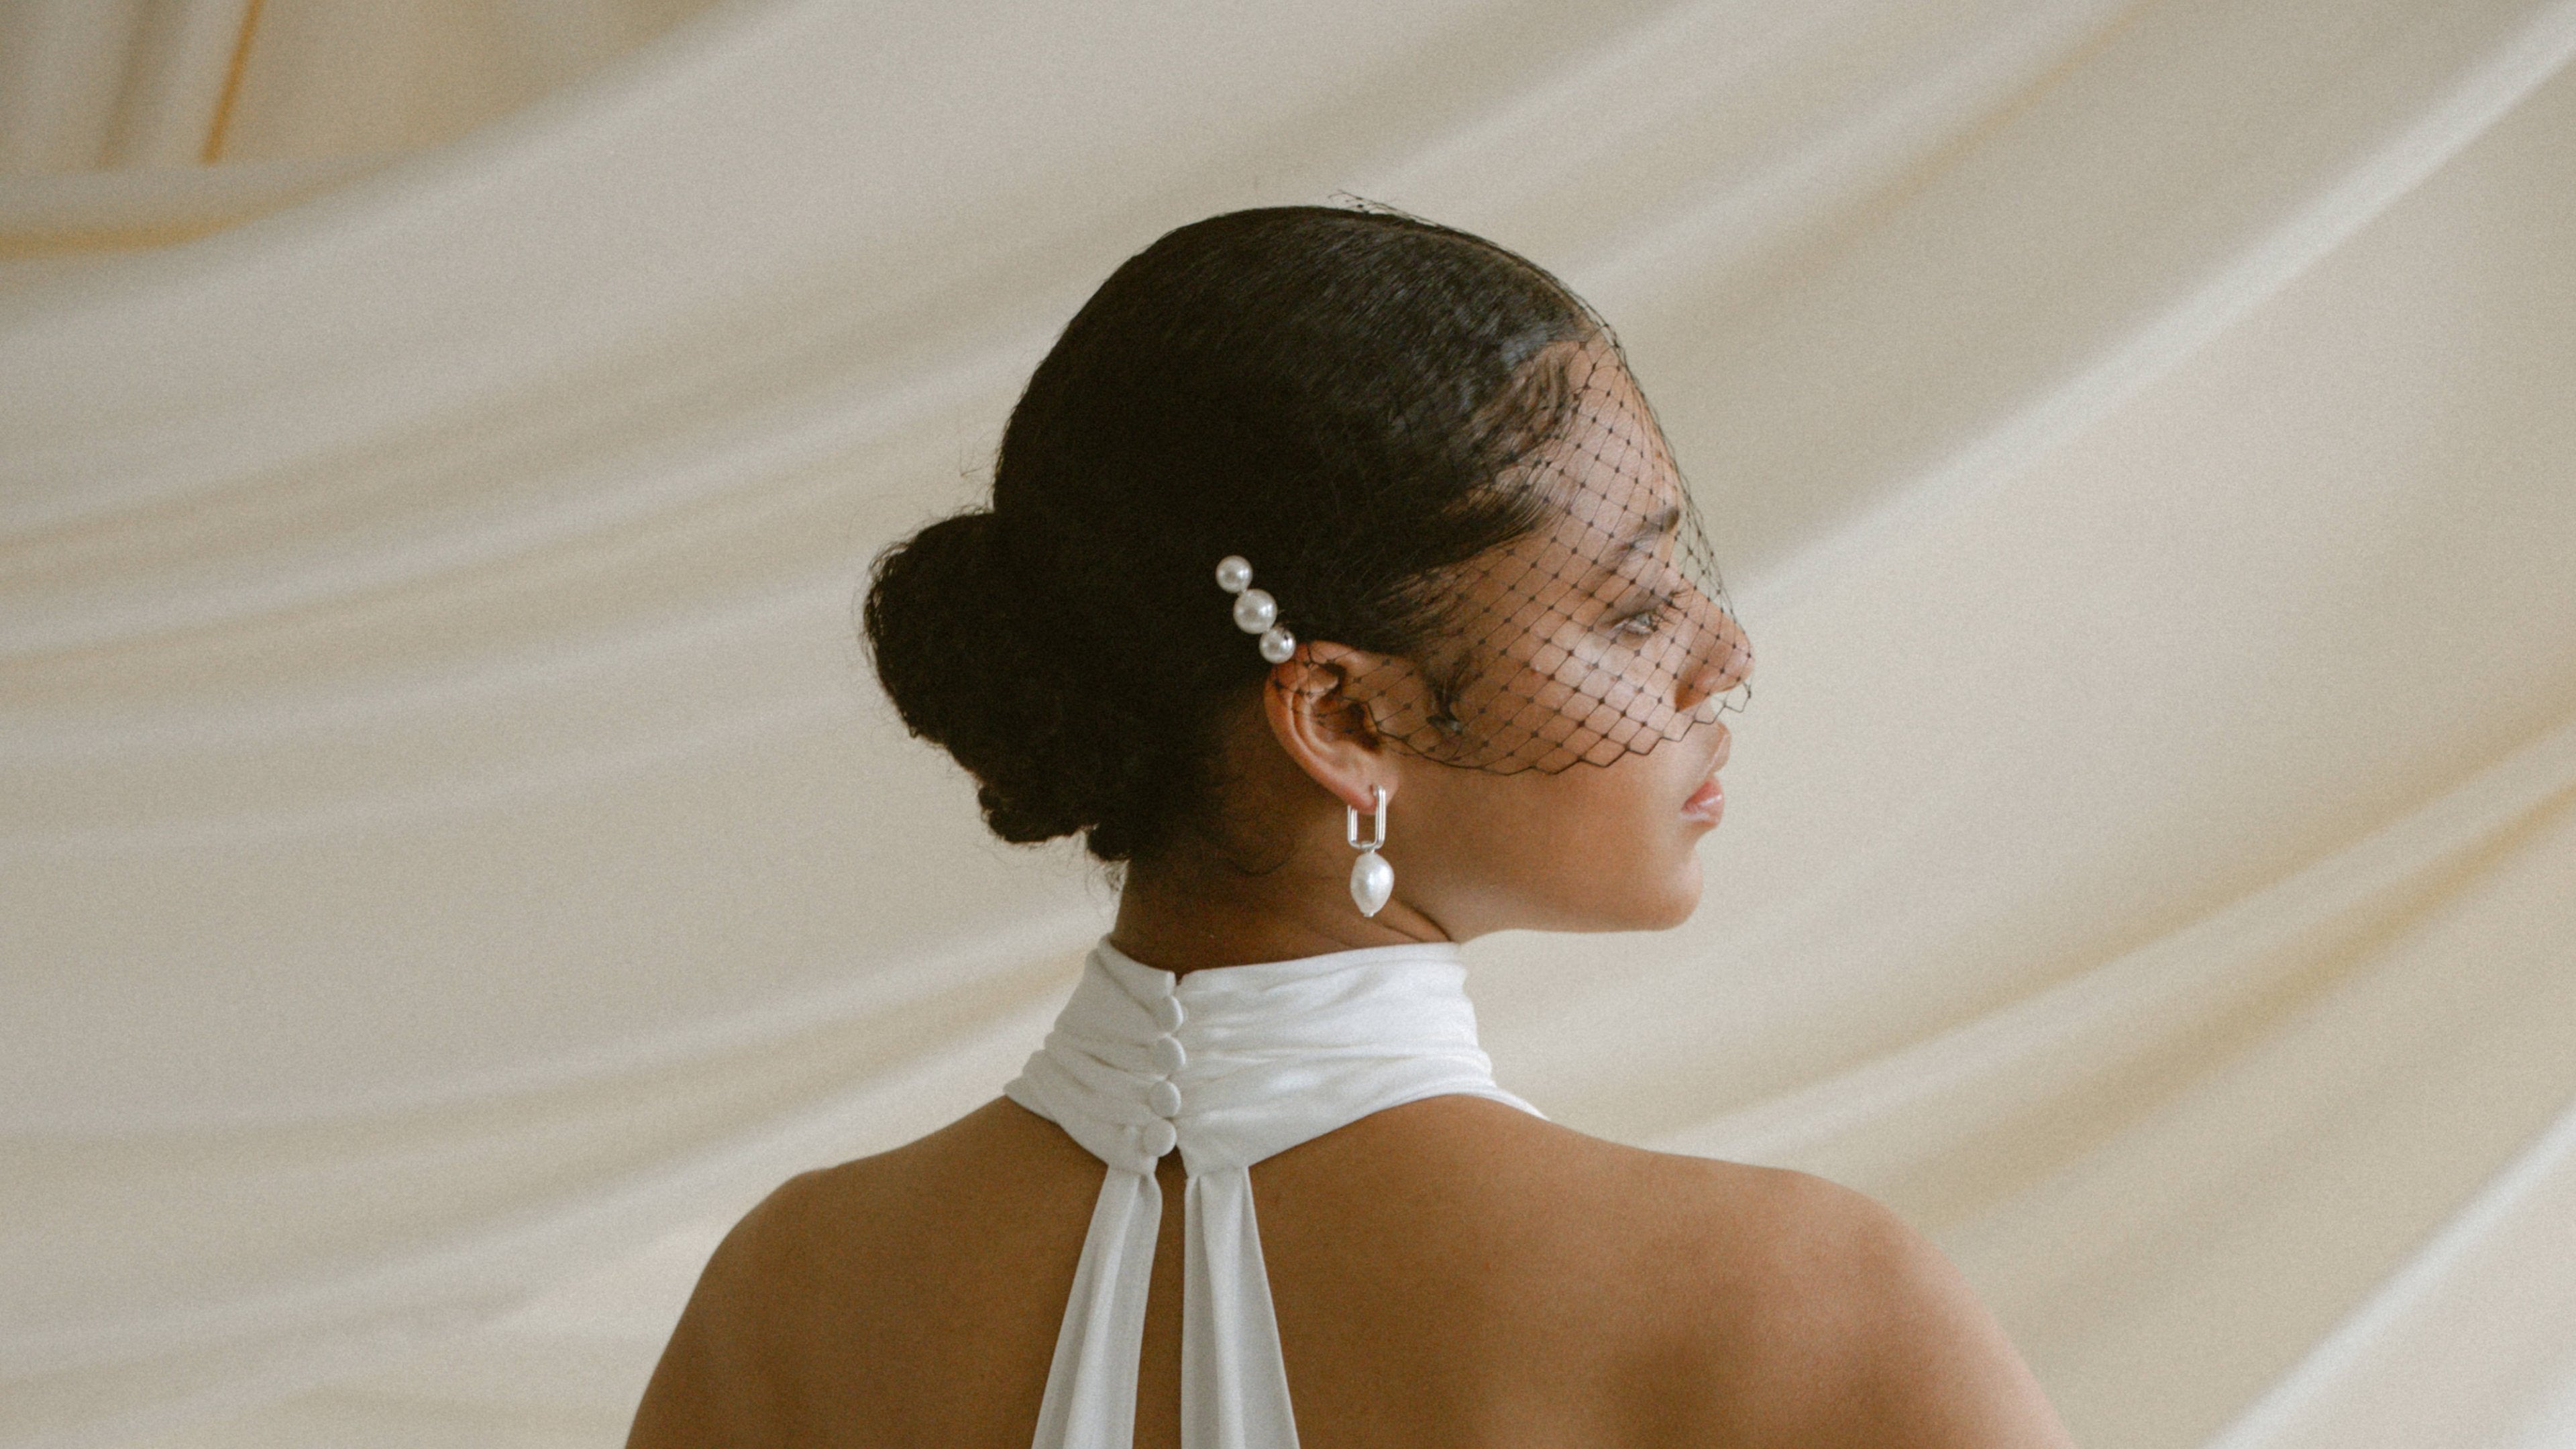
[5,1,2575,1446]
[0,0,722,265]
[1000,938,1539,1448]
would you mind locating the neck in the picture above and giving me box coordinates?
[1108,846,1455,975]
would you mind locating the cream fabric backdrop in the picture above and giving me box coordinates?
[5,0,2575,1446]
[0,0,721,264]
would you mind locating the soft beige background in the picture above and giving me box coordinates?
[5,1,2574,1445]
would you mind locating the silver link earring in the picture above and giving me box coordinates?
[1347,785,1392,917]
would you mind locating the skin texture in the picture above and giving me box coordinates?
[629,362,2078,1448]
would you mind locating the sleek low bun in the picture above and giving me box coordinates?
[865,510,1086,845]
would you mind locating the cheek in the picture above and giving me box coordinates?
[1572,760,1711,912]
[1495,765,1694,892]
[1403,754,1704,928]
[1560,769,1689,866]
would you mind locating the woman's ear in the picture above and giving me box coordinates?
[1260,640,1393,814]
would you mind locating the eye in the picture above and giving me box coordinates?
[1612,594,1675,638]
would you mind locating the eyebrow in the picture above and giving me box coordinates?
[1586,503,1681,587]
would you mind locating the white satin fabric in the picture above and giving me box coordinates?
[1001,937,1540,1449]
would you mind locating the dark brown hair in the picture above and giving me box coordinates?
[861,205,1597,864]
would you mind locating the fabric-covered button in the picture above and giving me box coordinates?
[1152,996,1186,1032]
[1147,1080,1183,1118]
[1140,1118,1178,1159]
[1149,1035,1187,1075]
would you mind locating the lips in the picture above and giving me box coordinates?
[1681,727,1729,822]
[1681,773,1723,822]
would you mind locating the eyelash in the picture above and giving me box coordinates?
[1613,594,1675,637]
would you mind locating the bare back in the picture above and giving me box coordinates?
[630,1095,2072,1448]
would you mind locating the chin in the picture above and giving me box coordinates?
[1642,878,1703,930]
[1605,853,1704,932]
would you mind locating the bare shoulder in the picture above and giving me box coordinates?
[624,1155,860,1446]
[1258,1103,2071,1446]
[1589,1142,2076,1449]
[653,1098,1075,1325]
[628,1099,1096,1449]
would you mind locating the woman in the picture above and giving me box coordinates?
[630,206,2076,1448]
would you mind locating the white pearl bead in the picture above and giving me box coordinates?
[1258,627,1295,663]
[1350,848,1393,917]
[1214,555,1253,593]
[1232,588,1276,633]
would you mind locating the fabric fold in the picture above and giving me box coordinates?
[1028,1167,1162,1449]
[1182,1169,1297,1449]
[1003,936,1540,1448]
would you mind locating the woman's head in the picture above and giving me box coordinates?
[863,205,1750,941]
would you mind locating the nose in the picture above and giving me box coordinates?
[1676,602,1754,714]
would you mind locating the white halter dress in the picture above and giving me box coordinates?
[1002,936,1542,1449]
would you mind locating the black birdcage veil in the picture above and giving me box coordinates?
[1232,343,1752,776]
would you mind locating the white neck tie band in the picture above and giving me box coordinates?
[1002,936,1542,1448]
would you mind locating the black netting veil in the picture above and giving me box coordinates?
[1230,339,1752,777]
[865,205,1755,865]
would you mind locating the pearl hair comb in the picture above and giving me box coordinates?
[1215,554,1298,663]
[1218,552,1388,915]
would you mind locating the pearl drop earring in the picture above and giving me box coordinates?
[1348,784,1393,917]
[1216,553,1385,914]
